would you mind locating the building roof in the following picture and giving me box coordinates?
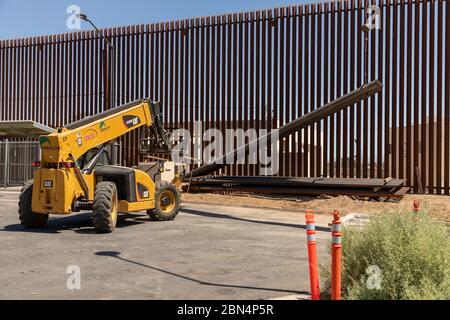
[0,121,54,138]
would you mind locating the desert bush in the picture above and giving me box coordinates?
[320,210,450,300]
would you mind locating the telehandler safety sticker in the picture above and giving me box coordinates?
[85,133,96,141]
[39,136,60,151]
[76,132,82,146]
[39,136,51,146]
[99,121,110,132]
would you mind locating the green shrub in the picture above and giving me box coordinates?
[321,211,450,300]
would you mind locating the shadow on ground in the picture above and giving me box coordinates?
[96,250,309,296]
[1,212,148,234]
[181,208,331,232]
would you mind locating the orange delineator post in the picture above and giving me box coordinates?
[331,210,342,300]
[305,210,320,300]
[413,200,420,212]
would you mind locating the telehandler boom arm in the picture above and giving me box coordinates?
[39,99,168,165]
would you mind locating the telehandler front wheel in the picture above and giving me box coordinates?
[147,181,180,221]
[92,181,119,233]
[18,182,48,228]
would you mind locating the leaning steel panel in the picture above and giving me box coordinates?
[185,80,383,179]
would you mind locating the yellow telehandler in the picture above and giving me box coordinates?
[18,99,180,233]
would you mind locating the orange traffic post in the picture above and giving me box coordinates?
[413,200,420,212]
[305,210,320,300]
[331,210,342,300]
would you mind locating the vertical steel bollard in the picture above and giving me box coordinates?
[331,210,342,300]
[305,210,320,300]
[4,139,9,188]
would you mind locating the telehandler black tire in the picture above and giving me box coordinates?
[18,182,48,228]
[92,181,119,233]
[147,181,180,221]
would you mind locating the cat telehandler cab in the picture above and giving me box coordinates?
[18,99,181,233]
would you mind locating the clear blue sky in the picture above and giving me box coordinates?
[0,0,309,40]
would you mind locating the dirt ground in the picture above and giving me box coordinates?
[182,192,450,223]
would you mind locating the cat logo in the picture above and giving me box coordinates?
[43,180,53,188]
[122,115,141,129]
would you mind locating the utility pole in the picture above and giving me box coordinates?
[76,14,115,110]
[361,2,372,85]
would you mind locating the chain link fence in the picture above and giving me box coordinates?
[0,141,40,187]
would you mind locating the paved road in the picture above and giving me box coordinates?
[0,191,329,300]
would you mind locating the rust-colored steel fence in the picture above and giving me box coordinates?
[0,0,449,194]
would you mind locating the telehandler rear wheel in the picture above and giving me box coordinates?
[92,181,119,233]
[18,182,48,228]
[147,181,180,221]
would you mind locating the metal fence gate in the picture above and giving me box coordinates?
[0,0,449,194]
[0,141,40,187]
